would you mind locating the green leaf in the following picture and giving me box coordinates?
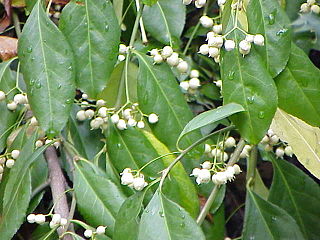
[60,0,120,98]
[243,189,305,240]
[270,109,320,180]
[275,44,320,126]
[247,0,292,77]
[142,0,158,6]
[177,103,245,147]
[0,59,19,152]
[135,52,202,152]
[142,0,185,46]
[252,169,269,200]
[74,160,127,236]
[221,30,278,144]
[268,156,320,239]
[0,134,47,240]
[114,192,146,240]
[138,191,205,240]
[18,0,76,137]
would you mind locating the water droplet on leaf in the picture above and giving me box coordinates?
[228,71,235,80]
[258,111,265,119]
[36,82,42,89]
[65,98,73,104]
[247,96,255,104]
[27,47,32,53]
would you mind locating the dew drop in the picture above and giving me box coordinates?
[31,57,35,61]
[57,84,62,89]
[268,13,275,25]
[145,210,149,213]
[65,98,73,104]
[35,82,42,89]
[43,39,47,43]
[159,211,164,217]
[117,143,122,148]
[105,25,109,31]
[247,96,255,104]
[30,79,35,86]
[228,71,235,80]
[180,223,185,228]
[27,47,33,53]
[258,111,265,119]
[68,66,73,71]
[249,236,255,240]
[181,215,185,219]
[272,216,277,221]
[276,28,288,36]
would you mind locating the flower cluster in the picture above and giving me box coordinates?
[260,129,294,158]
[182,0,207,8]
[83,226,107,238]
[120,168,148,191]
[0,91,30,111]
[27,213,68,228]
[0,149,20,179]
[150,46,189,74]
[179,69,201,93]
[118,43,129,62]
[300,0,320,14]
[204,136,239,162]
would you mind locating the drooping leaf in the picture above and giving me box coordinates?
[74,160,127,236]
[0,134,47,240]
[221,30,278,144]
[268,156,320,239]
[271,108,320,179]
[18,0,76,137]
[247,0,292,77]
[242,189,305,240]
[252,169,269,200]
[138,191,205,240]
[135,52,202,154]
[177,103,245,146]
[0,59,19,152]
[60,0,120,98]
[142,0,185,46]
[275,44,320,126]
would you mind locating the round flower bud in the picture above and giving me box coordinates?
[189,78,201,89]
[127,118,137,127]
[239,40,251,55]
[217,0,226,6]
[35,140,44,148]
[11,149,20,159]
[225,166,235,181]
[253,34,265,46]
[7,101,17,111]
[49,221,58,229]
[29,116,38,126]
[307,0,316,5]
[123,109,132,120]
[208,47,220,58]
[51,214,61,224]
[153,54,164,64]
[300,3,310,13]
[225,137,236,148]
[35,214,46,224]
[211,148,222,158]
[96,226,106,235]
[148,113,159,124]
[60,218,68,226]
[119,44,128,54]
[191,168,201,177]
[206,31,215,40]
[118,54,126,62]
[260,135,269,144]
[269,135,280,145]
[264,144,273,152]
[133,177,147,191]
[98,107,108,118]
[6,159,15,168]
[224,39,236,51]
[137,121,145,129]
[267,129,274,136]
[284,146,293,157]
[81,101,89,106]
[204,144,211,153]
[82,93,88,99]
[150,49,159,56]
[45,139,53,145]
[311,4,320,14]
[121,172,134,185]
[121,168,132,175]
[161,46,174,58]
[166,52,179,67]
[117,119,127,130]
[84,229,93,238]
[215,80,222,88]
[233,164,242,175]
[195,0,206,8]
[0,157,5,164]
[176,60,189,73]
[244,145,252,152]
[14,94,27,104]
[208,36,224,48]
[0,91,6,101]
[183,0,193,5]
[199,44,209,55]
[96,99,106,107]
[27,214,36,223]
[221,152,229,162]
[179,81,190,92]
[190,69,200,78]
[90,117,103,129]
[196,169,211,184]
[111,114,120,124]
[275,147,285,158]
[84,109,95,119]
[201,161,212,170]
[240,149,249,159]
[200,16,214,28]
[213,24,223,34]
[245,34,254,43]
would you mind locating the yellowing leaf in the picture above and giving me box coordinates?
[271,108,320,179]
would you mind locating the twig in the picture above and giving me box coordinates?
[135,0,148,43]
[45,146,72,240]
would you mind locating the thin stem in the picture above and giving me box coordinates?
[138,152,180,173]
[196,185,220,224]
[135,0,148,43]
[31,180,50,198]
[12,11,21,38]
[46,0,53,14]
[227,138,245,166]
[246,145,258,187]
[159,125,235,189]
[226,202,245,224]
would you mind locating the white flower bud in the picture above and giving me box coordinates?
[191,168,201,177]
[118,54,126,62]
[121,172,134,185]
[0,157,5,164]
[6,159,15,168]
[154,54,164,64]
[96,99,106,107]
[267,129,274,136]
[51,214,61,224]
[195,0,206,8]
[0,91,5,101]
[300,3,310,12]
[148,113,159,124]
[90,118,103,129]
[225,166,235,181]
[161,46,174,58]
[119,44,128,54]
[245,34,254,43]
[204,144,211,153]
[27,214,36,223]
[179,81,190,92]
[166,52,179,67]
[269,135,279,145]
[260,135,269,144]
[81,101,89,106]
[45,139,53,145]
[275,147,285,158]
[60,218,68,226]
[212,171,227,185]
[84,229,93,238]
[53,141,61,149]
[35,139,43,148]
[211,148,221,158]
[183,0,193,5]
[189,78,201,89]
[111,114,120,124]
[84,109,95,119]
[200,16,214,28]
[284,146,293,157]
[224,39,236,51]
[190,70,200,78]
[7,101,17,111]
[35,214,46,224]
[244,145,252,152]
[240,149,249,159]
[208,47,220,58]
[208,36,224,48]
[123,109,132,120]
[150,49,159,56]
[49,221,58,229]
[29,116,38,126]
[213,24,223,34]
[98,107,108,118]
[239,40,251,55]
[221,152,229,161]
[311,4,320,14]
[127,118,137,127]
[82,93,88,99]
[215,80,222,88]
[206,31,215,40]
[233,164,242,175]
[253,34,265,46]
[307,0,316,5]
[117,119,127,130]
[199,44,209,55]
[217,0,226,6]
[176,61,189,73]
[137,121,145,129]
[264,144,273,152]
[201,161,212,170]
[14,94,27,104]
[196,169,211,184]
[96,226,106,235]
[225,137,236,148]
[133,177,148,191]
[11,150,20,159]
[53,12,60,19]
[214,56,220,63]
